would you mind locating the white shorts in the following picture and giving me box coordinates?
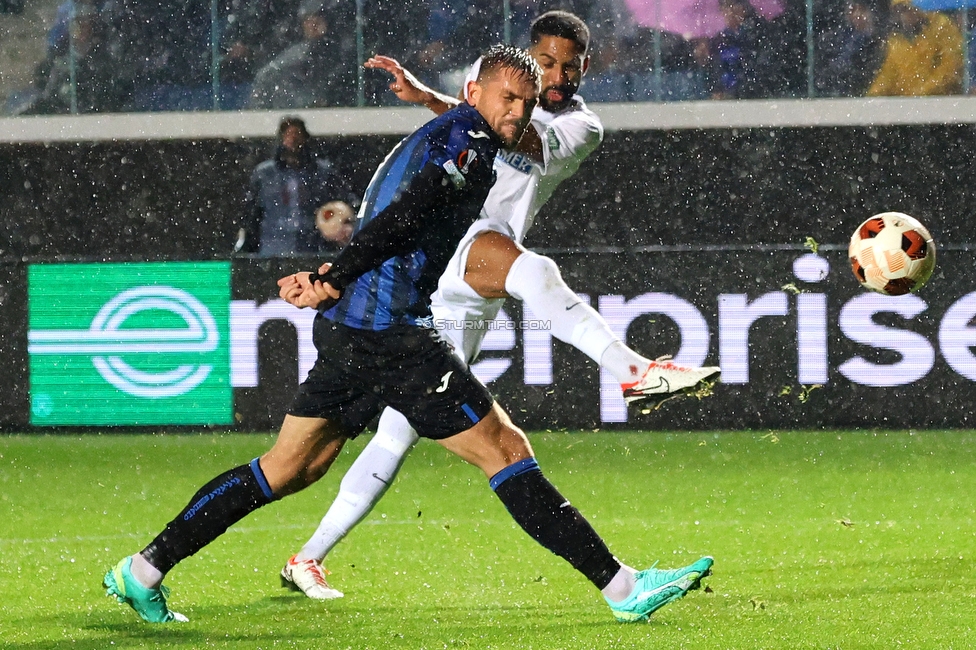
[430,217,515,365]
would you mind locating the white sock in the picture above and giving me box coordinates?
[504,252,650,384]
[599,341,652,385]
[296,408,419,563]
[601,565,638,603]
[130,553,163,589]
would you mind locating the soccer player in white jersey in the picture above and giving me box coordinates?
[279,11,720,600]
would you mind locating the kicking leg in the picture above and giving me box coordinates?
[463,231,720,403]
[282,408,419,600]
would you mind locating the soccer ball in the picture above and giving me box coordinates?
[849,212,936,296]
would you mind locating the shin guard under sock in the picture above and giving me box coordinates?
[490,458,621,589]
[141,458,275,574]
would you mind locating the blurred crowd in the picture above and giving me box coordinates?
[5,0,975,115]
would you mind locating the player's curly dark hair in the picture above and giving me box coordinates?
[477,44,542,90]
[530,10,590,54]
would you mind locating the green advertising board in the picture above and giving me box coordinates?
[27,262,232,425]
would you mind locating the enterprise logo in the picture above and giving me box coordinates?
[28,286,218,398]
[27,261,231,426]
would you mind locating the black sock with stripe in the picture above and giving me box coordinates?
[491,458,621,589]
[141,459,275,574]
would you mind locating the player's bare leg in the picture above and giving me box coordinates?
[259,415,347,496]
[436,402,534,475]
[463,231,720,404]
[461,230,525,299]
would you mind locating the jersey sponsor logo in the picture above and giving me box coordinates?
[467,129,490,139]
[495,150,534,174]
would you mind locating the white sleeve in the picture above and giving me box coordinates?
[535,108,604,172]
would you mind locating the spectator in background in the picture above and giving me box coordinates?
[357,0,432,104]
[240,117,356,257]
[110,1,213,89]
[411,0,596,97]
[705,0,772,98]
[413,0,508,90]
[816,0,884,97]
[248,0,357,109]
[26,2,131,114]
[867,0,963,96]
[581,0,633,74]
[45,0,92,60]
[220,0,304,85]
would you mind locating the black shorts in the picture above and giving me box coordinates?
[288,315,495,440]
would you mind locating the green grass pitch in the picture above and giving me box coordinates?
[2,430,975,649]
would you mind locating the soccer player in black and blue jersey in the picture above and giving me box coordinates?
[103,44,711,626]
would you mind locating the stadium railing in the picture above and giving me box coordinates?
[1,0,975,116]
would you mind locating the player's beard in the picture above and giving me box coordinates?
[499,117,529,147]
[539,83,577,112]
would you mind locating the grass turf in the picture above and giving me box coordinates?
[1,429,975,649]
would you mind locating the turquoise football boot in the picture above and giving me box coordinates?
[606,556,713,622]
[103,556,188,623]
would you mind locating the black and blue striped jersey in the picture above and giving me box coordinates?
[320,102,501,330]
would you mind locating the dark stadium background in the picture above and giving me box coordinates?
[1,124,973,431]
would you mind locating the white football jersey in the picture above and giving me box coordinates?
[430,61,606,369]
[462,59,604,243]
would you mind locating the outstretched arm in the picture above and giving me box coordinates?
[364,55,460,115]
[366,54,544,159]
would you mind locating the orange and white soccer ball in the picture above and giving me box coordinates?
[849,212,936,296]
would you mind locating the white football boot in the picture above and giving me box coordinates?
[280,555,344,600]
[622,358,721,405]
